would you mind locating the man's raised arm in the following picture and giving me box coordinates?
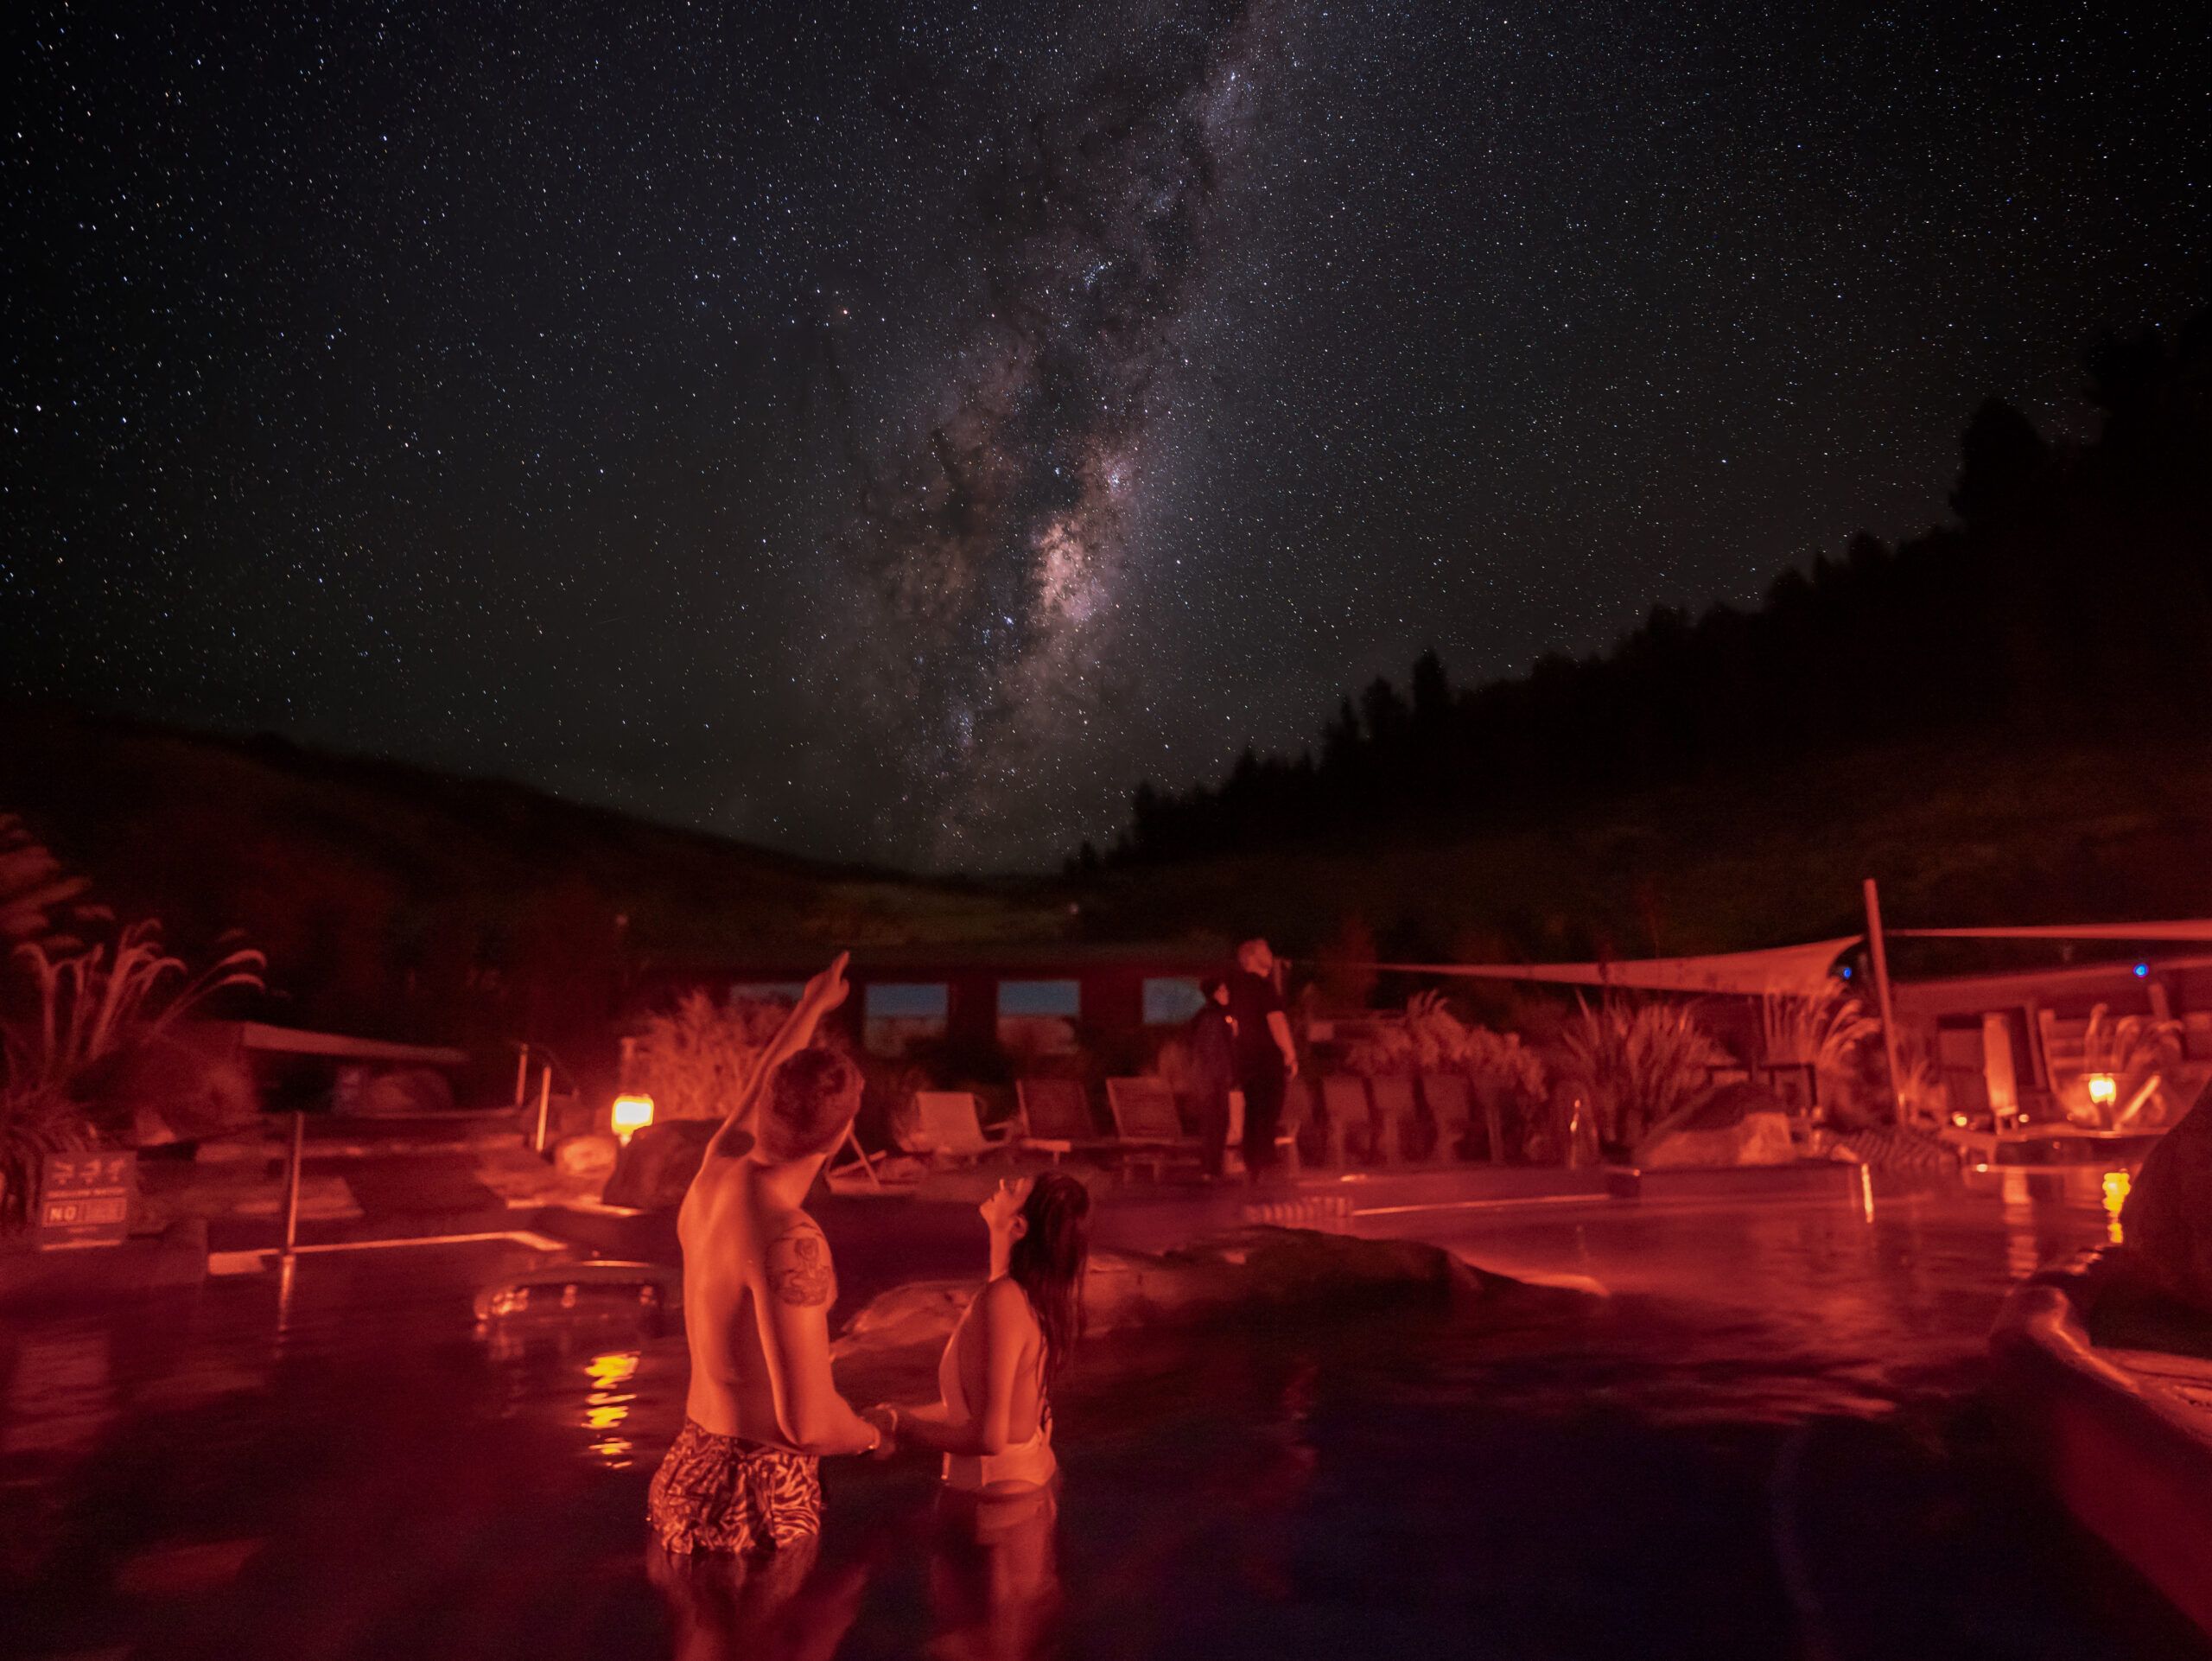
[705,951,851,1158]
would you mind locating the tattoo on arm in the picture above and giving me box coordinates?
[767,1226,836,1308]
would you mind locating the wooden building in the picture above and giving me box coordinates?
[633,940,1236,1059]
[1891,951,2212,1127]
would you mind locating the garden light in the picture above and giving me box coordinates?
[611,1092,656,1143]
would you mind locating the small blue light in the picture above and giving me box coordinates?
[1839,965,1853,979]
[2134,962,2151,978]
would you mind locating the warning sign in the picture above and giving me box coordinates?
[37,1151,137,1250]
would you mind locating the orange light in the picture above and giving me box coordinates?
[611,1092,655,1143]
[2084,1073,2118,1109]
[2102,1169,2131,1244]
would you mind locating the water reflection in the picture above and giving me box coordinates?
[648,1537,863,1661]
[1,1327,111,1459]
[2102,1168,2131,1243]
[4,1193,2193,1660]
[929,1486,1064,1661]
[1999,1169,2042,1279]
[583,1349,640,1467]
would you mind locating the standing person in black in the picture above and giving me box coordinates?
[1224,939,1300,1181]
[1185,977,1238,1181]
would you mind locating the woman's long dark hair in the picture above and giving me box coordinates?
[1007,1171,1091,1391]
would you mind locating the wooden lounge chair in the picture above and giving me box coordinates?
[1369,1075,1419,1166]
[903,1091,1017,1165]
[1104,1076,1199,1181]
[1319,1074,1371,1168]
[1014,1078,1118,1161]
[1420,1073,1476,1162]
[823,1123,883,1188]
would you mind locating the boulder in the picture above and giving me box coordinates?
[554,1132,620,1181]
[99,1032,259,1143]
[1636,1082,1796,1168]
[833,1282,976,1358]
[2120,1079,2212,1316]
[601,1118,719,1210]
[356,1066,455,1117]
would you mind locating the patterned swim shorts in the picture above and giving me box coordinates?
[647,1418,823,1556]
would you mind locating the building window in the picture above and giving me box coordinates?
[998,979,1081,1055]
[1143,977,1207,1026]
[864,982,949,1054]
[999,979,1081,1017]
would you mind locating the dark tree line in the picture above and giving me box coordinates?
[1090,305,2212,869]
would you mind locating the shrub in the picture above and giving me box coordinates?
[628,993,787,1122]
[1551,996,1725,1154]
[1758,983,1879,1115]
[1348,990,1550,1155]
[2,920,264,1230]
[2073,1002,2183,1126]
[0,814,93,950]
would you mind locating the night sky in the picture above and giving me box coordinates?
[4,3,2205,871]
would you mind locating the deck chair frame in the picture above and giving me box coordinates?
[1014,1078,1123,1161]
[1103,1076,1200,1181]
[906,1090,1017,1164]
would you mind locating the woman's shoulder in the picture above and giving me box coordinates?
[979,1275,1038,1330]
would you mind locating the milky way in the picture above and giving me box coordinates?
[3,2,2206,871]
[839,3,1286,865]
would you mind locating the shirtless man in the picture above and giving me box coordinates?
[647,952,893,1557]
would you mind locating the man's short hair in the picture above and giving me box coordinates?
[758,1046,863,1162]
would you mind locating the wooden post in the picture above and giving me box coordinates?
[1863,878,1909,1123]
[282,1109,305,1259]
[534,1065,554,1155]
[513,1046,531,1112]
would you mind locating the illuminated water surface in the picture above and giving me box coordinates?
[3,1179,2202,1659]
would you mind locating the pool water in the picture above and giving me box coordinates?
[3,1182,2204,1659]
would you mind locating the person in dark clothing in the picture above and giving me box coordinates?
[1185,977,1238,1181]
[1224,939,1299,1180]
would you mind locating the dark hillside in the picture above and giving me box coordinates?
[1099,307,2212,874]
[0,708,1064,1057]
[1068,733,2212,978]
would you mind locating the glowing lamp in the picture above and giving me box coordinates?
[2133,962,2150,978]
[611,1093,656,1143]
[2084,1072,2119,1110]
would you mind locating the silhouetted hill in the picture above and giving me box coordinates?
[0,707,1065,1055]
[1093,305,2212,878]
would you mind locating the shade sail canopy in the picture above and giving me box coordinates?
[1891,920,2212,942]
[1365,936,1863,999]
[1345,917,2212,1002]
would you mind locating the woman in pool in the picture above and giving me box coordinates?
[874,1169,1090,1496]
